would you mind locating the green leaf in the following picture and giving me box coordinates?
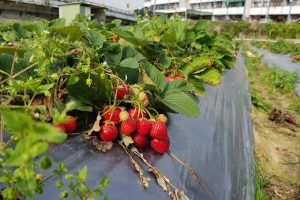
[0,47,26,57]
[141,61,166,91]
[1,110,32,134]
[121,46,144,62]
[195,68,221,86]
[1,187,14,200]
[1,111,67,143]
[5,139,48,166]
[113,28,149,46]
[94,189,103,196]
[54,26,83,41]
[0,53,31,80]
[99,176,110,188]
[13,23,32,39]
[68,74,80,85]
[85,30,105,47]
[77,166,88,183]
[67,72,112,109]
[188,76,205,96]
[15,167,37,199]
[165,79,188,92]
[160,92,200,117]
[120,58,139,69]
[182,56,211,76]
[40,156,52,170]
[32,83,54,96]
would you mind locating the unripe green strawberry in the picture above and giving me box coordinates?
[50,73,59,80]
[138,92,147,101]
[156,114,168,123]
[119,110,129,121]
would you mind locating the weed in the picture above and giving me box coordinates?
[251,89,272,111]
[268,68,298,92]
[253,158,271,200]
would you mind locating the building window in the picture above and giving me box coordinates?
[201,2,213,9]
[251,0,269,7]
[215,2,224,8]
[271,0,283,6]
[293,0,300,5]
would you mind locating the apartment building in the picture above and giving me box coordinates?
[143,0,300,22]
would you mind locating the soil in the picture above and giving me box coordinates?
[242,44,300,199]
[246,49,300,199]
[252,108,300,199]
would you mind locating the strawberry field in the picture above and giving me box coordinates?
[0,16,243,200]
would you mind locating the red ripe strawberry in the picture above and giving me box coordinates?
[99,123,118,142]
[150,137,170,154]
[166,75,176,83]
[103,106,121,122]
[128,108,147,120]
[150,120,168,139]
[176,74,184,79]
[55,124,67,133]
[114,83,129,100]
[121,118,137,135]
[137,118,151,135]
[64,117,77,133]
[132,133,148,148]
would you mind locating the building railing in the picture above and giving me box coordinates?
[6,0,135,16]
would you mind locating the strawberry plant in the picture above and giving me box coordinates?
[0,15,237,199]
[251,40,300,62]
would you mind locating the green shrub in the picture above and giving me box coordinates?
[268,68,298,92]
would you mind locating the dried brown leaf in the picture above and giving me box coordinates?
[85,135,113,152]
[169,190,190,200]
[131,147,147,163]
[122,135,134,147]
[148,167,169,191]
[129,155,150,188]
[86,114,101,135]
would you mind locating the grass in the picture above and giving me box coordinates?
[242,42,300,199]
[254,157,271,200]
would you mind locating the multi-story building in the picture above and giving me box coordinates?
[0,0,138,23]
[143,0,300,22]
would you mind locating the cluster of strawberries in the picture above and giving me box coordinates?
[100,105,170,154]
[55,82,170,154]
[99,82,170,154]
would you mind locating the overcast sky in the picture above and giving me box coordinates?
[89,0,144,11]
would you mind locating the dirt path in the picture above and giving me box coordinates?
[242,45,300,199]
